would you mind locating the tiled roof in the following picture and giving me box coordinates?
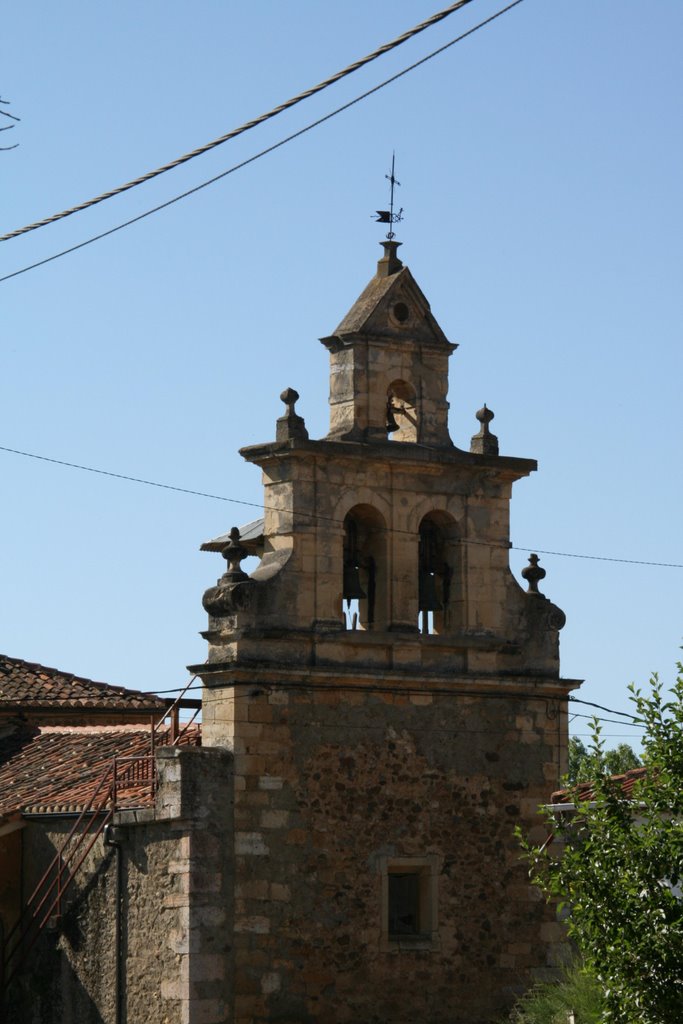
[0,724,201,819]
[0,654,167,712]
[551,765,648,804]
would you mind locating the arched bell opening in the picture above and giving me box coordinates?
[417,512,459,635]
[387,379,417,443]
[342,505,387,631]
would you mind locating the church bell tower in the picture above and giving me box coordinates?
[195,236,579,1024]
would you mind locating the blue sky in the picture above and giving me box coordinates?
[2,1,682,747]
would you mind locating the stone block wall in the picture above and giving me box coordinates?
[6,746,233,1024]
[203,677,569,1024]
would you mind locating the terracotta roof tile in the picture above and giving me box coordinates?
[0,724,201,819]
[0,654,167,711]
[551,765,648,804]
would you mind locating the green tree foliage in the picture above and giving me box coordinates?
[504,963,603,1023]
[521,670,683,1023]
[567,737,640,786]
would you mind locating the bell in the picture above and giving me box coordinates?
[343,562,367,603]
[419,570,442,612]
[386,399,400,434]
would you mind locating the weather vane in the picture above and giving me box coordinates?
[374,152,403,240]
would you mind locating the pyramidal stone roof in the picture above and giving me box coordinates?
[327,251,454,352]
[332,266,408,335]
[0,654,167,712]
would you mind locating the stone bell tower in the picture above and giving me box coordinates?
[195,239,579,1024]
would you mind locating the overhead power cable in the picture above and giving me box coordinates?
[80,680,643,730]
[512,546,681,569]
[568,712,642,728]
[19,672,643,728]
[0,0,478,243]
[0,0,526,285]
[569,697,637,719]
[130,684,643,727]
[1,443,681,571]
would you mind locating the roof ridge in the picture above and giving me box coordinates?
[0,653,168,710]
[0,653,148,696]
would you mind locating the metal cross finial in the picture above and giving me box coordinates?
[374,152,403,239]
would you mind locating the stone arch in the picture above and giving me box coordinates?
[406,494,447,535]
[387,379,417,443]
[406,493,466,534]
[417,509,462,635]
[342,503,388,631]
[335,487,393,527]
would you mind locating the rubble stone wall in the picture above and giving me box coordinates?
[7,746,233,1024]
[204,679,568,1024]
[10,820,119,1024]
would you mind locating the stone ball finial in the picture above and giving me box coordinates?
[276,386,309,442]
[521,553,546,595]
[280,387,300,413]
[470,403,499,456]
[220,527,250,583]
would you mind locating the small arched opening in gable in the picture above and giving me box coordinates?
[342,504,387,632]
[387,379,417,443]
[418,511,460,635]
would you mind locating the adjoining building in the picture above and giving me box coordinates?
[0,655,200,1021]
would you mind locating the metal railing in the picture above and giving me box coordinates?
[1,754,155,994]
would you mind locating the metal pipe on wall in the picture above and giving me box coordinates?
[103,825,123,1024]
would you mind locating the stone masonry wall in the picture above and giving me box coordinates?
[139,745,234,1024]
[203,678,568,1024]
[8,821,120,1024]
[6,746,233,1024]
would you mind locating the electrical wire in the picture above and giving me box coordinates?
[0,0,526,285]
[7,684,645,729]
[0,444,267,510]
[567,712,642,728]
[513,546,683,569]
[570,734,642,739]
[569,697,637,719]
[24,676,638,735]
[6,675,643,724]
[0,0,479,243]
[1,442,681,571]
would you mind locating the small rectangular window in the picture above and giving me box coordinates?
[380,856,439,950]
[388,872,421,936]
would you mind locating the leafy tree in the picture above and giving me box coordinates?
[504,962,603,1023]
[520,669,683,1023]
[567,736,640,786]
